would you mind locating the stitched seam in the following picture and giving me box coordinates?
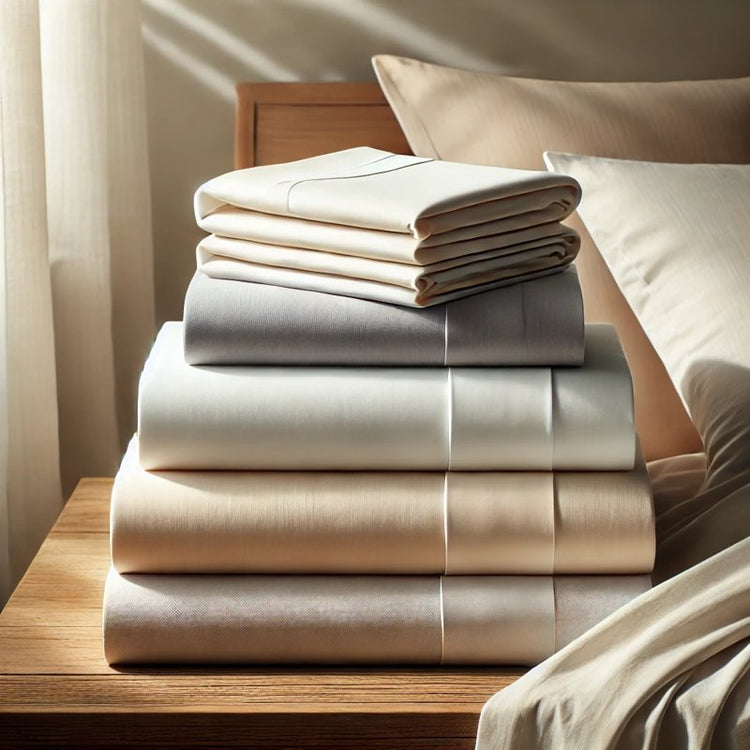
[281,156,433,212]
[443,304,449,366]
[446,368,454,470]
[442,473,449,574]
[439,576,446,665]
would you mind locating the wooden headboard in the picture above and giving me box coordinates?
[234,82,411,169]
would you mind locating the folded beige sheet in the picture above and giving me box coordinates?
[103,569,650,665]
[111,436,654,575]
[194,148,581,306]
[138,323,635,471]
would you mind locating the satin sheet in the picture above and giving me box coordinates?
[103,569,649,666]
[138,323,635,471]
[194,147,581,239]
[112,436,653,575]
[197,230,579,308]
[183,266,584,366]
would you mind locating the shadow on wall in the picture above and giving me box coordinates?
[141,0,750,324]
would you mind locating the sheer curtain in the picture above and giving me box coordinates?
[0,0,154,604]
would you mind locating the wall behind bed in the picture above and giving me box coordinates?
[141,0,750,324]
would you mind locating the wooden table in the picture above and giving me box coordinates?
[0,480,523,748]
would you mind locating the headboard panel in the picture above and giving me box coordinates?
[235,82,411,168]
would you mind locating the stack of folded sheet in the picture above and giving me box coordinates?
[103,148,654,666]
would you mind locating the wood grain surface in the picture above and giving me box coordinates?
[235,82,411,168]
[0,479,523,748]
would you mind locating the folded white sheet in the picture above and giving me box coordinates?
[103,569,650,665]
[138,322,635,471]
[112,436,654,575]
[194,148,581,306]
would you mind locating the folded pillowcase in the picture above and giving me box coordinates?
[183,266,584,366]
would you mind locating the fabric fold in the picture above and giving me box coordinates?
[199,205,575,264]
[139,322,634,471]
[197,228,579,308]
[111,436,654,575]
[194,147,581,237]
[183,266,584,366]
[103,568,650,666]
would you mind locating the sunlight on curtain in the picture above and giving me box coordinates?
[0,0,154,605]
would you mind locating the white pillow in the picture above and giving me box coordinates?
[543,153,750,579]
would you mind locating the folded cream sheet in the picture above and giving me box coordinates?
[112,436,654,575]
[103,569,650,665]
[183,266,584,366]
[197,228,579,307]
[195,147,581,238]
[138,322,635,471]
[194,147,581,306]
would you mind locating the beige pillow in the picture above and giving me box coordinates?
[373,54,750,460]
[543,154,750,577]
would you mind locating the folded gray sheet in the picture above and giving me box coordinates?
[183,265,584,365]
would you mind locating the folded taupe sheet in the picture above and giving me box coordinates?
[112,436,654,575]
[139,323,635,471]
[183,266,584,366]
[194,148,580,306]
[103,570,650,666]
[195,147,581,239]
[197,227,579,307]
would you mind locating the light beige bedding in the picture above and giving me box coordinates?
[111,436,654,575]
[195,147,580,238]
[194,147,581,306]
[197,226,579,308]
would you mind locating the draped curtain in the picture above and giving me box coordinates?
[0,0,154,604]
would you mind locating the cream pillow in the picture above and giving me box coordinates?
[544,154,750,578]
[373,54,750,461]
[543,156,750,401]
